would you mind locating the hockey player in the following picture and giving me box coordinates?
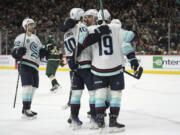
[44,35,64,92]
[89,9,139,131]
[59,8,111,129]
[79,9,99,128]
[12,18,49,119]
[84,9,111,118]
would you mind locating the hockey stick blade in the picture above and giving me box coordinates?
[135,67,143,79]
[124,67,143,79]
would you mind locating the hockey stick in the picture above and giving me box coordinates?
[61,21,81,110]
[99,0,105,24]
[13,20,28,108]
[124,67,143,79]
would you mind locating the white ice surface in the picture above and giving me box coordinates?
[0,69,180,135]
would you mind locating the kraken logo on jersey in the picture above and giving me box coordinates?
[30,42,39,59]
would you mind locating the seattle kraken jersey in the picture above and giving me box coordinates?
[13,33,42,70]
[64,23,91,69]
[89,24,131,76]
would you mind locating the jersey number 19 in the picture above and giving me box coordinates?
[98,35,113,56]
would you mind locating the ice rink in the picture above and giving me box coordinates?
[0,69,180,135]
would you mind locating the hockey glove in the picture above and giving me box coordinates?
[39,48,49,59]
[130,59,139,71]
[59,18,76,32]
[12,47,26,59]
[64,18,77,29]
[17,47,26,58]
[127,52,139,71]
[67,57,78,72]
[95,25,111,35]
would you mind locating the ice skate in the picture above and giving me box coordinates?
[71,117,83,130]
[108,114,125,133]
[87,111,91,118]
[89,116,99,129]
[50,84,61,93]
[87,111,107,118]
[97,114,105,128]
[21,109,37,120]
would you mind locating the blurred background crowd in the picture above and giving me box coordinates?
[0,0,180,55]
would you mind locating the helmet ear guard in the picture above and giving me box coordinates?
[97,20,110,25]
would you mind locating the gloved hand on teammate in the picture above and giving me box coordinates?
[130,58,139,71]
[59,18,76,32]
[95,25,111,35]
[64,18,77,29]
[17,47,26,58]
[67,57,79,72]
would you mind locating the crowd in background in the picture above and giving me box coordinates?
[0,0,180,55]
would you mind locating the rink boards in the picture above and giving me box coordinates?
[0,55,180,74]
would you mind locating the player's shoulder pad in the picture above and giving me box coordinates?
[64,31,73,40]
[15,33,25,39]
[109,23,121,29]
[14,33,25,48]
[80,23,86,27]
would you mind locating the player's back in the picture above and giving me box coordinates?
[91,23,125,76]
[64,23,88,57]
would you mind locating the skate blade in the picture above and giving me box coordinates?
[89,123,99,129]
[87,114,91,119]
[21,115,37,120]
[72,125,82,130]
[71,121,82,130]
[98,127,107,134]
[108,127,125,133]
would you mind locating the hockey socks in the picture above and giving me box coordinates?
[22,86,37,119]
[22,86,34,110]
[70,90,82,119]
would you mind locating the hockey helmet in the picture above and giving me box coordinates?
[111,19,122,27]
[22,18,35,30]
[84,9,98,18]
[70,8,84,21]
[97,9,111,21]
[47,35,54,43]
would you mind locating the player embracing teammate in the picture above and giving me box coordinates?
[89,9,139,132]
[59,7,140,133]
[59,8,111,130]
